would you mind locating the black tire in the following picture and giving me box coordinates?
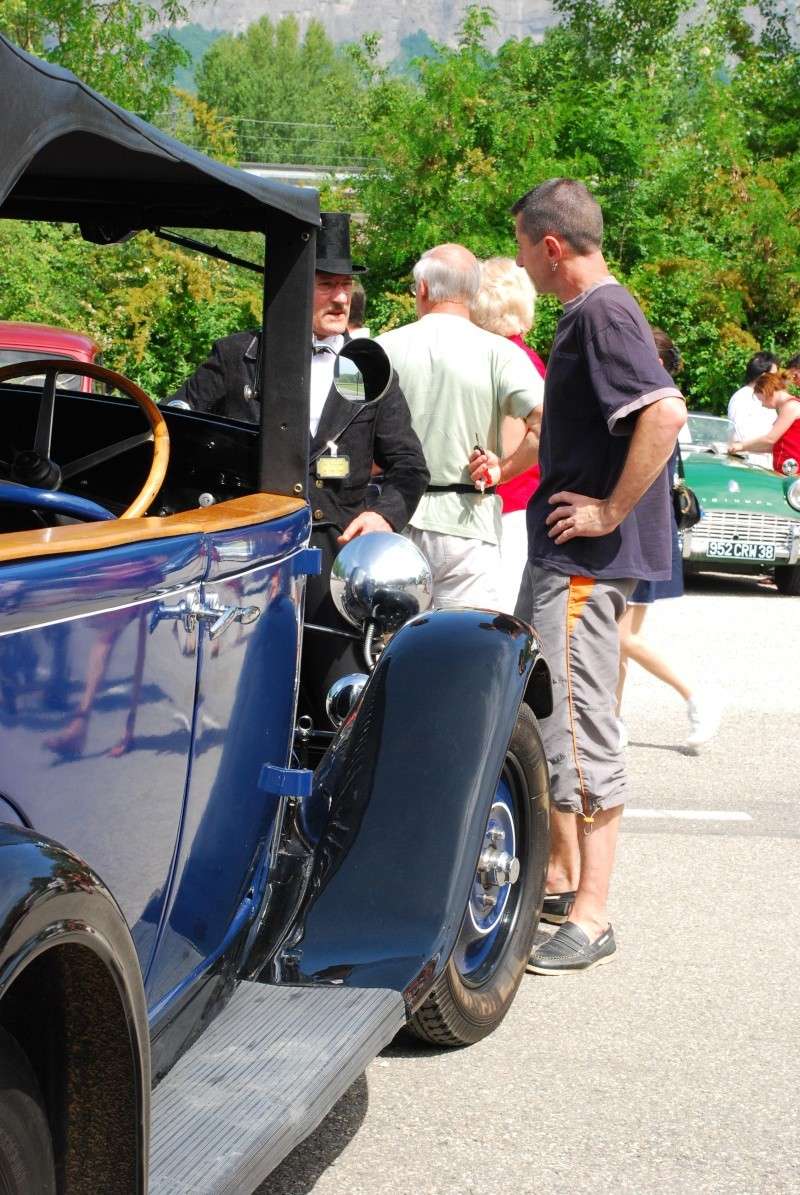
[774,564,800,596]
[0,1026,56,1195]
[407,703,550,1047]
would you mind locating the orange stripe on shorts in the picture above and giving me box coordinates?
[567,576,595,636]
[565,576,596,824]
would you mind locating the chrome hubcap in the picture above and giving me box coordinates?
[452,774,524,983]
[467,797,519,938]
[477,839,521,889]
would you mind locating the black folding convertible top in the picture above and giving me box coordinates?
[0,34,319,498]
[0,34,320,233]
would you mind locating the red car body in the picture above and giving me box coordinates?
[0,320,100,393]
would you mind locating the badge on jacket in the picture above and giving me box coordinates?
[316,439,350,480]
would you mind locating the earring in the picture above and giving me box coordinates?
[551,260,559,273]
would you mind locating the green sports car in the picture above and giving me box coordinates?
[681,413,800,595]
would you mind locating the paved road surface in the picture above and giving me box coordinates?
[263,572,800,1195]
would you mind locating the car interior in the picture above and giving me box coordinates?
[1,372,262,534]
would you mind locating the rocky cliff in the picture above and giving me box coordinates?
[186,0,557,59]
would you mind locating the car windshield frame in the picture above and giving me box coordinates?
[0,348,87,391]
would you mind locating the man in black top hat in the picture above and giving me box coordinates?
[169,212,429,726]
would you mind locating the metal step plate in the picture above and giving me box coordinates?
[149,982,405,1194]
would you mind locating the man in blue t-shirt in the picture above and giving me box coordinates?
[472,178,686,975]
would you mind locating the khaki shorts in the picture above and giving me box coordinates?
[516,563,634,820]
[406,528,502,610]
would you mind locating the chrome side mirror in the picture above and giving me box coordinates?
[332,339,392,405]
[330,531,434,632]
[325,673,368,729]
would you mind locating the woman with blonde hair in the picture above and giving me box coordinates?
[470,257,545,613]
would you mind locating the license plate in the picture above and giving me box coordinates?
[707,539,776,562]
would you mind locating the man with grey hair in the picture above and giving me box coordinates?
[471,178,686,974]
[377,242,543,608]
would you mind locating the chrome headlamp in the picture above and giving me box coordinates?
[330,532,433,632]
[786,477,800,511]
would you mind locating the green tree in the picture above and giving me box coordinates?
[196,15,362,164]
[0,2,258,397]
[345,1,800,411]
[166,89,239,164]
[0,221,262,397]
[0,0,189,118]
[6,1,800,412]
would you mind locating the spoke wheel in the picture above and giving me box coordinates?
[407,703,550,1047]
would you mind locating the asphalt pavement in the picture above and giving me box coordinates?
[262,571,800,1195]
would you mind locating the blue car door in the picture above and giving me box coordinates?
[0,534,204,975]
[143,509,310,1010]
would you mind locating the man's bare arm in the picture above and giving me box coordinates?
[546,397,687,544]
[468,407,541,487]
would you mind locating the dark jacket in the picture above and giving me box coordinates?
[170,331,429,533]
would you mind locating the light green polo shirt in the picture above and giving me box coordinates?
[377,314,543,544]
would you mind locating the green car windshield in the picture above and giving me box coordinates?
[683,413,734,451]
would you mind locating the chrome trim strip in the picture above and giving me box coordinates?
[0,581,200,640]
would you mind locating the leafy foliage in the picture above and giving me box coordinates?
[345,1,800,410]
[3,2,800,410]
[196,16,362,163]
[169,22,225,93]
[0,0,189,118]
[0,222,261,397]
[166,89,239,165]
[0,10,252,398]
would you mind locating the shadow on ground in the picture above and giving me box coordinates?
[684,570,780,599]
[628,739,690,754]
[256,1074,369,1195]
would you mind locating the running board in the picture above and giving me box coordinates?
[149,982,406,1194]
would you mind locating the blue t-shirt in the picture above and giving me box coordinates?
[528,280,683,582]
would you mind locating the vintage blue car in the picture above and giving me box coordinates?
[0,35,552,1194]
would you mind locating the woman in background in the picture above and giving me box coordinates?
[730,370,800,474]
[470,257,545,614]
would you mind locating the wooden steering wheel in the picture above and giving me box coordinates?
[0,357,169,519]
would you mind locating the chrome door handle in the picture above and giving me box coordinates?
[150,593,200,634]
[150,592,259,638]
[206,604,238,640]
[196,596,260,640]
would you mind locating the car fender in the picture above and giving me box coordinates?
[0,823,149,1192]
[278,608,550,1004]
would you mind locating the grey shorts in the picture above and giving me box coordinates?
[515,563,634,820]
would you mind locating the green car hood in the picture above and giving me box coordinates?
[683,451,800,519]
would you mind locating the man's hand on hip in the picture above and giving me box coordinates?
[546,491,619,543]
[337,511,393,544]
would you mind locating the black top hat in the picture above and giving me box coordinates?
[316,211,367,275]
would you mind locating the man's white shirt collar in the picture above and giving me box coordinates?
[309,334,344,436]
